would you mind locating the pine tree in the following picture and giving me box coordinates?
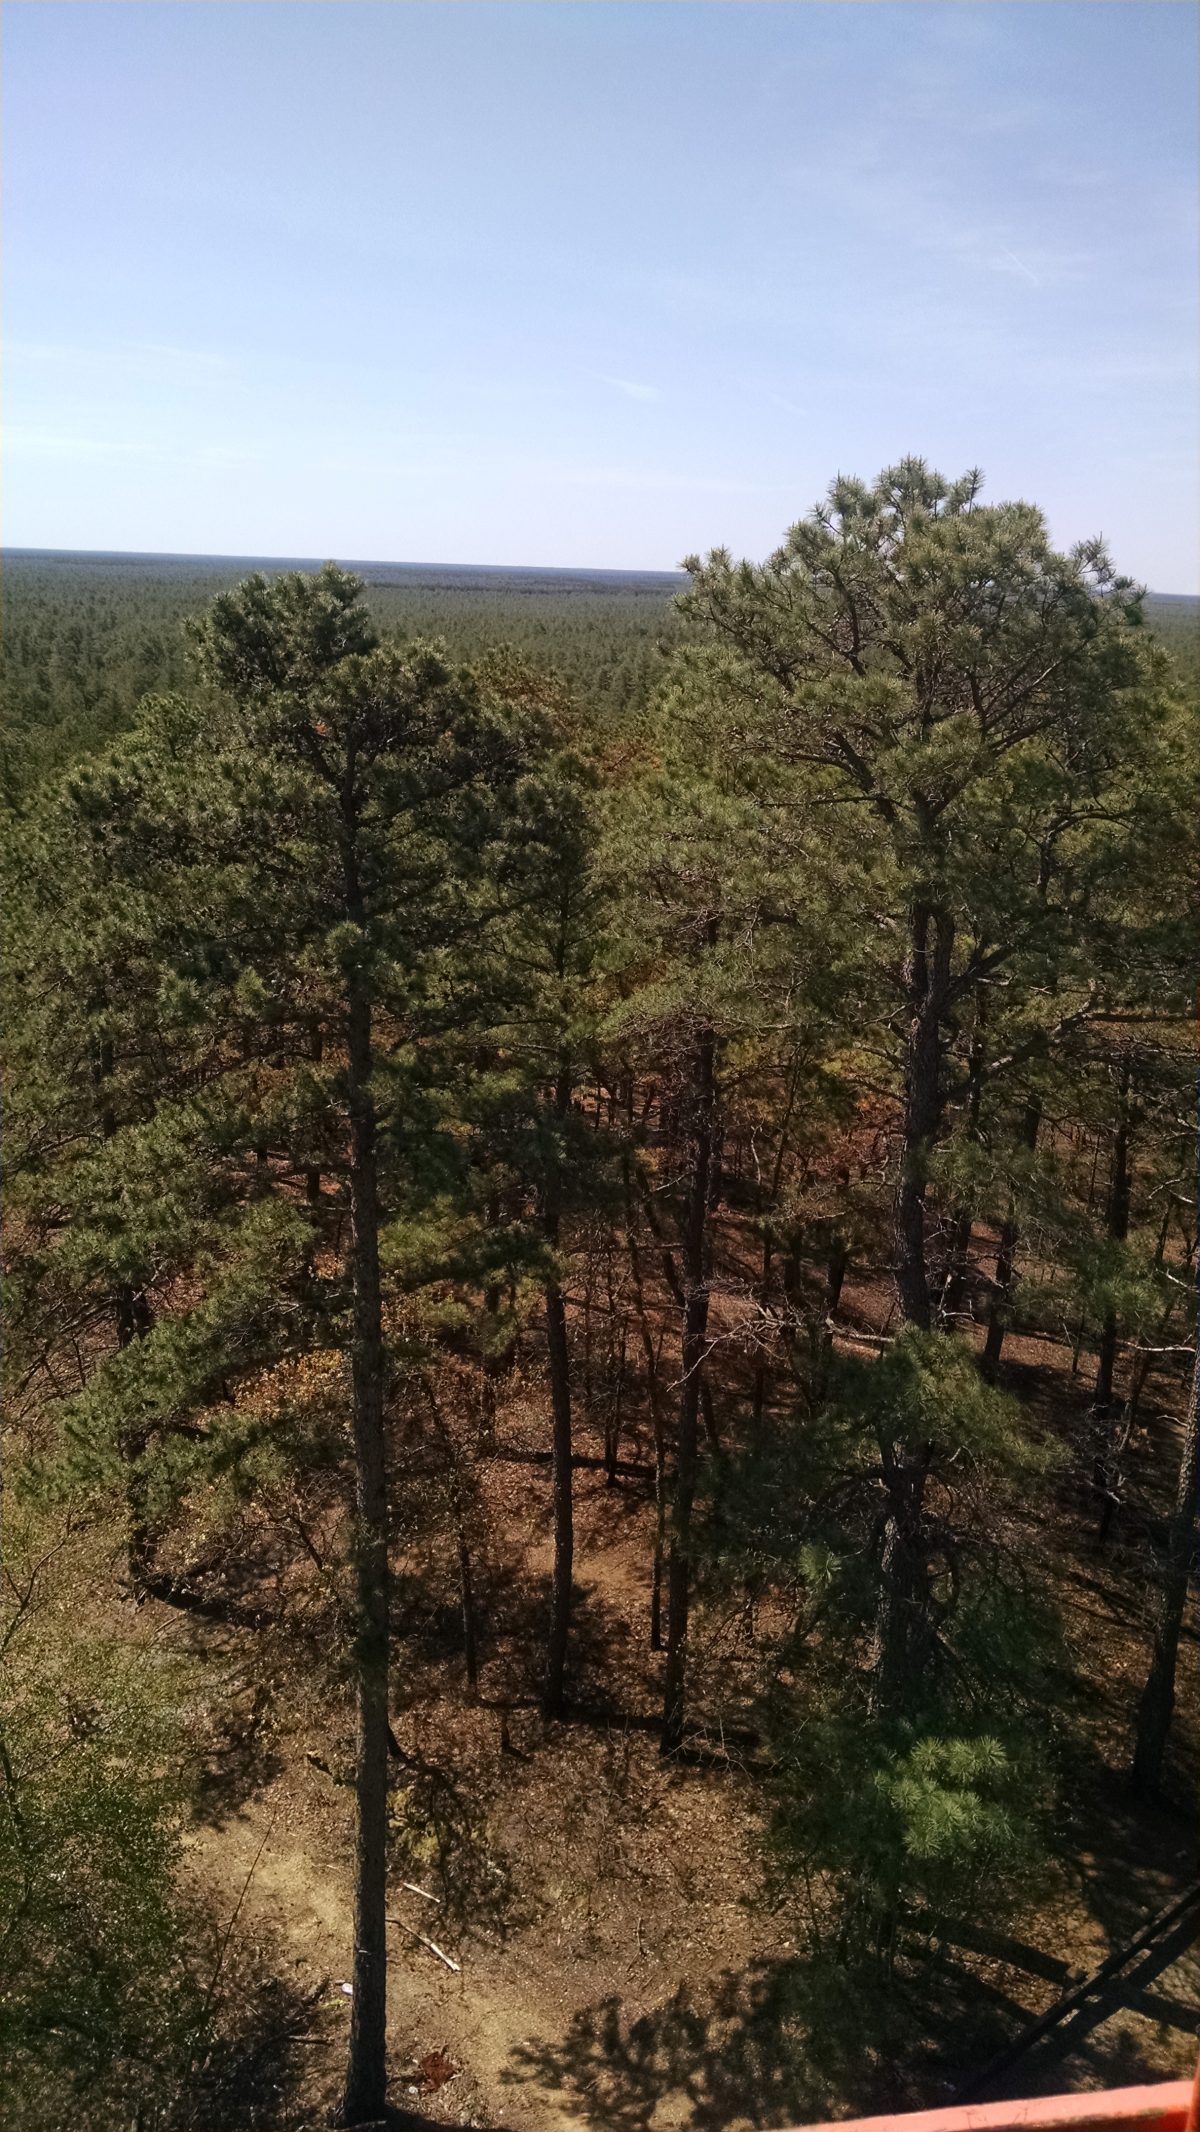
[14,567,549,2127]
[605,639,849,1749]
[437,649,605,1719]
[677,459,1171,1707]
[190,571,545,2125]
[679,459,1167,1328]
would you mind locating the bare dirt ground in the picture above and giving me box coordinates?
[172,1286,1199,2131]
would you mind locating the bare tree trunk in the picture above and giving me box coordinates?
[1093,1083,1133,1419]
[650,1414,667,1652]
[624,1164,668,1651]
[543,1282,574,1715]
[981,1095,1043,1381]
[581,1252,595,1420]
[662,1019,718,1755]
[894,903,954,1330]
[635,1160,720,1451]
[479,1190,504,1449]
[339,812,391,2131]
[874,902,952,1694]
[543,1066,574,1718]
[752,1056,802,1423]
[428,1393,481,1701]
[1131,1341,1199,1795]
[940,990,987,1323]
[825,1239,850,1318]
[752,1231,773,1426]
[304,1024,325,1210]
[606,1320,628,1484]
[1093,1062,1134,1538]
[816,1237,851,1399]
[1120,1204,1181,1439]
[93,1030,157,1583]
[869,1450,930,1714]
[602,1243,627,1483]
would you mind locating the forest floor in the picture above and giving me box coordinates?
[146,1251,1198,2130]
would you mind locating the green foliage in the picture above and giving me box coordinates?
[770,1711,1046,1958]
[698,1328,1064,1969]
[0,1525,203,2127]
[2,512,1195,2120]
[836,1328,1056,1480]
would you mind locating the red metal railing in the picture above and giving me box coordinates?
[797,2071,1199,2132]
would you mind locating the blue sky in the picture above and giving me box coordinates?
[3,2,1197,586]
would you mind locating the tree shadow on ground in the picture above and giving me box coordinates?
[193,1687,287,1825]
[984,1912,1200,2101]
[502,1955,972,2131]
[457,1559,658,1724]
[1053,1739,1198,1941]
[505,1972,822,2132]
[505,1911,1200,2132]
[165,1955,341,2130]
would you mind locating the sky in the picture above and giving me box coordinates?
[3,2,1197,587]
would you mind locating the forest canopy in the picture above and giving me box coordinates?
[2,463,1197,2128]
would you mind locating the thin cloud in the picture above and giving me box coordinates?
[4,338,233,376]
[782,130,1094,291]
[3,428,143,461]
[593,372,661,403]
[996,248,1041,287]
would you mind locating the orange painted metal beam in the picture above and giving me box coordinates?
[795,2078,1196,2132]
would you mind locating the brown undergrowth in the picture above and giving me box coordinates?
[148,1254,1199,2131]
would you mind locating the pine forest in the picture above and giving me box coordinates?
[2,461,1198,2131]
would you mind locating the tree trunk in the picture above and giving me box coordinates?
[543,1065,574,1718]
[939,1206,973,1324]
[751,1056,802,1424]
[92,1030,157,1583]
[605,1317,628,1484]
[635,1159,720,1451]
[894,903,954,1330]
[939,988,986,1324]
[981,1095,1043,1381]
[304,1025,325,1210]
[339,809,391,2129]
[1119,1204,1180,1441]
[1093,1063,1134,1531]
[662,1019,718,1755]
[751,1233,773,1425]
[869,1451,930,1714]
[624,1164,668,1651]
[816,1238,850,1399]
[1131,1343,1199,1795]
[119,1288,156,1589]
[826,1239,850,1319]
[543,1282,574,1715]
[650,1408,667,1653]
[479,1191,504,1448]
[602,1243,626,1483]
[875,903,952,1693]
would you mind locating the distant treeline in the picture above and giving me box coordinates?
[0,549,687,802]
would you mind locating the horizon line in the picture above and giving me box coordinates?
[3,544,1196,601]
[2,542,691,580]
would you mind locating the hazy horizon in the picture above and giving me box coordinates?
[1,543,687,580]
[8,544,1200,607]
